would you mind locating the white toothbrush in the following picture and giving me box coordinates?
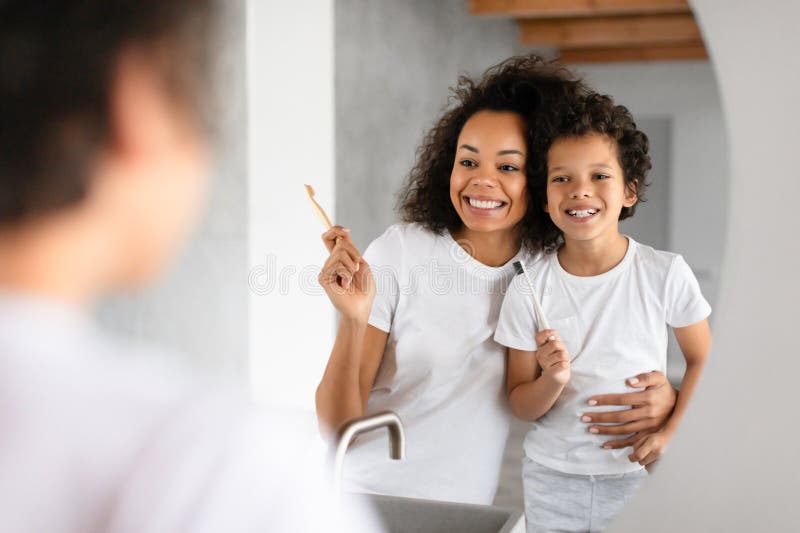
[512,260,550,333]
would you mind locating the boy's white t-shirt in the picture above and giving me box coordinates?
[494,237,711,476]
[342,223,530,504]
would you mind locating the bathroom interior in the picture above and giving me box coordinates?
[95,1,799,531]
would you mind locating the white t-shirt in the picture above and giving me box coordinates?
[342,223,530,504]
[494,237,711,476]
[0,294,381,533]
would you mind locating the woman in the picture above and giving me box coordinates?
[316,55,678,504]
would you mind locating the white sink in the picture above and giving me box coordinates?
[366,494,525,533]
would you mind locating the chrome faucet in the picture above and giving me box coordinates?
[333,410,405,491]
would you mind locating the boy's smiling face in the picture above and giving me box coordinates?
[545,133,637,245]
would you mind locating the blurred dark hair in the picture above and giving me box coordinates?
[532,92,652,252]
[0,0,219,224]
[397,54,589,254]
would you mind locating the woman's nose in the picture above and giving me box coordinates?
[469,174,498,188]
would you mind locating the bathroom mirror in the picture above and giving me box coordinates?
[334,0,727,515]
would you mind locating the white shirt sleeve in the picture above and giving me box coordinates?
[494,273,539,351]
[665,255,712,328]
[362,226,403,333]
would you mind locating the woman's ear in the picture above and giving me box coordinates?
[623,179,639,208]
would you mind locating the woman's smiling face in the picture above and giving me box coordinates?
[449,110,528,237]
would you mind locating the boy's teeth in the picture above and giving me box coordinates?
[468,197,503,209]
[568,209,597,218]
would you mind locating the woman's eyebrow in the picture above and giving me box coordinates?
[458,144,479,153]
[498,149,524,156]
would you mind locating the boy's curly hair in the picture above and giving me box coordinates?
[531,92,652,253]
[397,55,589,254]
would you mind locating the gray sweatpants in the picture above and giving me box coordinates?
[522,457,648,533]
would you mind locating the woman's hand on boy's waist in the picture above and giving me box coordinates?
[577,370,677,451]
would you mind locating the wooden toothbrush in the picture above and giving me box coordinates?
[304,184,341,244]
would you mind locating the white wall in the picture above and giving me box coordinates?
[613,1,800,530]
[247,0,335,412]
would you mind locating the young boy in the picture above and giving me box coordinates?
[494,93,711,532]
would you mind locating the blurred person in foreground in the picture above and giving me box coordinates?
[0,2,380,532]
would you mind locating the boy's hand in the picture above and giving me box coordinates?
[629,428,674,467]
[534,329,570,385]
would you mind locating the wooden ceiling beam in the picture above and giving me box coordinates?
[469,0,691,19]
[558,41,707,63]
[519,13,701,48]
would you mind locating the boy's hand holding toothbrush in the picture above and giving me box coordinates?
[511,261,570,385]
[534,329,571,386]
[318,226,375,323]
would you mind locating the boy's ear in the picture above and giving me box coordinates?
[623,179,639,207]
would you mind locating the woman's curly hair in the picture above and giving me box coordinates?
[530,92,652,253]
[397,54,589,254]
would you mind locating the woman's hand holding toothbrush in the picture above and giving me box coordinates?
[318,226,375,323]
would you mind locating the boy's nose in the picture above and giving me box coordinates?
[568,183,592,198]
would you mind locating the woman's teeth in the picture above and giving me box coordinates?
[468,197,504,209]
[568,209,597,218]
